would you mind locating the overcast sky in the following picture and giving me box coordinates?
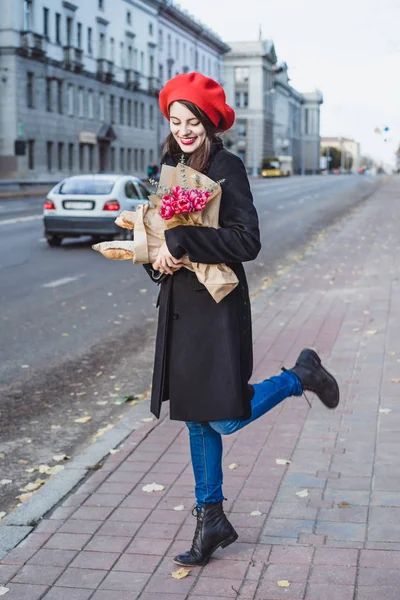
[179,0,400,165]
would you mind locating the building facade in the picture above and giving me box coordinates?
[223,41,323,175]
[320,137,361,173]
[0,0,228,181]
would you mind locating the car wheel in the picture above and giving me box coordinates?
[46,235,62,247]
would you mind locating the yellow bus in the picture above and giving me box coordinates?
[261,156,293,177]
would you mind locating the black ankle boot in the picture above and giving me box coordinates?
[285,348,340,409]
[173,501,238,566]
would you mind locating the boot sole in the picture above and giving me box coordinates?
[304,349,340,409]
[173,531,239,567]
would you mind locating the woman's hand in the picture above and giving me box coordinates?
[153,243,183,275]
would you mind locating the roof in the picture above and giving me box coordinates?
[226,39,277,62]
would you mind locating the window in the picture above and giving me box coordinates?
[133,101,138,127]
[175,39,179,59]
[140,103,145,129]
[87,27,92,55]
[55,13,61,45]
[125,180,140,198]
[149,149,154,165]
[57,142,63,170]
[88,90,94,119]
[120,148,125,171]
[99,32,105,59]
[134,149,138,170]
[78,87,84,117]
[167,34,171,56]
[195,49,199,69]
[149,55,154,77]
[149,105,154,130]
[99,93,105,121]
[67,83,74,116]
[56,80,62,113]
[110,37,115,62]
[140,51,144,74]
[159,63,163,83]
[110,147,115,170]
[120,98,124,125]
[235,91,248,108]
[127,99,132,126]
[127,149,132,171]
[46,78,52,112]
[23,0,31,31]
[183,43,187,64]
[235,67,249,83]
[133,48,138,70]
[110,95,115,123]
[27,72,34,108]
[27,140,35,170]
[208,58,211,74]
[66,16,72,46]
[88,145,94,171]
[128,45,133,69]
[79,143,84,171]
[77,23,82,49]
[140,149,145,171]
[149,22,153,36]
[244,92,248,107]
[237,121,247,137]
[159,29,163,50]
[202,55,205,72]
[68,143,74,171]
[127,10,131,25]
[43,7,49,39]
[120,42,125,68]
[47,141,53,171]
[98,0,104,9]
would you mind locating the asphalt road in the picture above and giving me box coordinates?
[0,174,381,515]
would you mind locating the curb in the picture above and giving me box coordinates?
[0,404,165,558]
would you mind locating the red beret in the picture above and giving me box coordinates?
[159,72,235,132]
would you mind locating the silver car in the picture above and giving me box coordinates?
[43,174,151,247]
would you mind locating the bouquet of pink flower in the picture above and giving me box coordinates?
[93,160,239,303]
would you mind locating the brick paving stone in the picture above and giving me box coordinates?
[27,549,77,568]
[262,518,315,538]
[298,534,326,546]
[237,581,259,598]
[305,583,355,600]
[269,502,318,520]
[43,533,92,550]
[126,538,172,555]
[309,564,357,585]
[139,594,187,600]
[42,589,93,600]
[112,553,161,572]
[96,521,141,537]
[263,563,310,582]
[2,583,48,599]
[191,576,244,598]
[71,506,115,521]
[200,558,249,579]
[313,547,358,566]
[0,547,38,565]
[61,493,90,508]
[84,535,132,553]
[359,549,400,568]
[91,592,141,600]
[58,520,103,535]
[69,551,120,570]
[255,580,307,599]
[269,545,314,564]
[316,521,366,541]
[98,569,150,591]
[318,506,368,523]
[55,567,108,589]
[356,587,400,600]
[82,493,126,507]
[49,506,77,521]
[358,567,400,587]
[11,565,64,586]
[0,564,20,582]
[35,520,64,534]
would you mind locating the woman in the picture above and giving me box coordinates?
[145,72,339,567]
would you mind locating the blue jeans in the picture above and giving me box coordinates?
[186,370,302,506]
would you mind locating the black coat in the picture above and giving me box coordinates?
[146,140,261,422]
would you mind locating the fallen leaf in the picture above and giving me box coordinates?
[47,465,64,476]
[0,479,12,485]
[276,458,291,465]
[379,408,392,414]
[74,416,92,423]
[16,492,33,503]
[0,512,6,520]
[142,482,165,493]
[142,417,154,422]
[21,365,30,368]
[171,567,190,579]
[96,371,103,377]
[228,463,239,470]
[76,391,87,397]
[62,333,69,337]
[91,423,114,442]
[352,328,360,332]
[81,306,87,310]
[96,400,108,406]
[173,505,185,511]
[277,580,291,588]
[21,479,46,492]
[18,459,29,464]
[109,375,116,379]
[295,489,309,498]
[140,289,148,294]
[391,379,400,384]
[0,587,9,596]
[109,449,120,455]
[338,501,351,508]
[130,400,138,406]
[366,330,377,335]
[0,452,5,459]
[251,510,262,516]
[52,454,70,462]
[51,425,61,430]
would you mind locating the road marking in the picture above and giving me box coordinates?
[42,274,85,288]
[0,215,41,226]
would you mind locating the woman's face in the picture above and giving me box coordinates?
[169,102,207,154]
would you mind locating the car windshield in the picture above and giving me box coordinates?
[263,160,280,170]
[58,179,116,195]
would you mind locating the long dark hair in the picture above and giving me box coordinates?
[164,100,219,173]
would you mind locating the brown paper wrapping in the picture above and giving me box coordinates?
[93,162,239,303]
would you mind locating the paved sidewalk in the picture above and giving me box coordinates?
[1,178,400,599]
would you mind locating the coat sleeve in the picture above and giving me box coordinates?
[143,264,167,283]
[164,152,261,264]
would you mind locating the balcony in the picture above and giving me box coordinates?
[63,46,84,72]
[125,69,141,90]
[97,58,114,83]
[148,76,161,95]
[19,32,47,59]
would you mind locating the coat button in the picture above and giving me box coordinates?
[172,312,179,320]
